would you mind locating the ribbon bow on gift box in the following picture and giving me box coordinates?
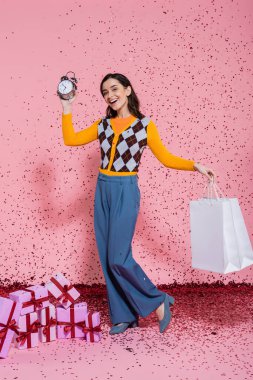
[57,320,102,334]
[0,319,19,338]
[16,319,41,346]
[22,289,49,311]
[0,319,20,351]
[50,277,75,304]
[41,317,57,336]
[0,302,20,351]
[81,325,102,334]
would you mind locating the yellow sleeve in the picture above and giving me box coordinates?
[62,113,100,146]
[147,120,196,171]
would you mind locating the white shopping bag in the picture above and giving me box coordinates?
[190,180,253,274]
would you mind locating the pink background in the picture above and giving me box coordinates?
[0,0,252,286]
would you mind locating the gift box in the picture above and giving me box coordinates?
[38,304,57,343]
[9,285,50,315]
[0,297,22,358]
[56,302,88,339]
[84,311,102,343]
[13,311,40,350]
[45,273,80,309]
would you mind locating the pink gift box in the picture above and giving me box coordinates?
[9,285,50,315]
[45,273,80,309]
[56,302,88,339]
[0,297,22,358]
[38,303,57,343]
[13,311,40,350]
[85,311,102,343]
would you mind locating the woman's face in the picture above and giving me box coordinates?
[102,78,131,112]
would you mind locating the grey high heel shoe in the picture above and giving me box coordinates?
[109,319,139,335]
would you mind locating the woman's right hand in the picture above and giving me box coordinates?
[60,92,78,114]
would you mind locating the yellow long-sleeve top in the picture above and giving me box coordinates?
[62,113,196,176]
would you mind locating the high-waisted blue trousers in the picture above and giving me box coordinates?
[94,172,166,324]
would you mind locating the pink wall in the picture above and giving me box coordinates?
[0,0,252,286]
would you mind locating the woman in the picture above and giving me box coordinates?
[60,73,215,335]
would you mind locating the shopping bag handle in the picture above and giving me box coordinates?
[203,178,226,199]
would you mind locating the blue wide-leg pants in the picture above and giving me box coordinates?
[94,172,166,325]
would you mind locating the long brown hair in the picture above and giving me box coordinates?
[100,73,145,119]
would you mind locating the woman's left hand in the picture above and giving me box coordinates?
[193,162,216,182]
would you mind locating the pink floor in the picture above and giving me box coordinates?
[1,284,252,380]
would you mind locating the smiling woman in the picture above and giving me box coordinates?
[59,72,215,336]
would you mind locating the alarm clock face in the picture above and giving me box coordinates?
[58,80,74,95]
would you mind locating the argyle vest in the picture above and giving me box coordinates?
[98,116,150,172]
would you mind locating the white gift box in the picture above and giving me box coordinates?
[37,303,57,343]
[9,285,50,315]
[84,311,102,343]
[13,311,39,349]
[0,297,22,358]
[56,302,88,339]
[45,273,80,309]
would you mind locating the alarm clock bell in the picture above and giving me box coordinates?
[57,71,78,100]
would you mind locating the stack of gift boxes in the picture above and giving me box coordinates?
[0,273,102,358]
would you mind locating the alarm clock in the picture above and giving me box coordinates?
[57,71,78,100]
